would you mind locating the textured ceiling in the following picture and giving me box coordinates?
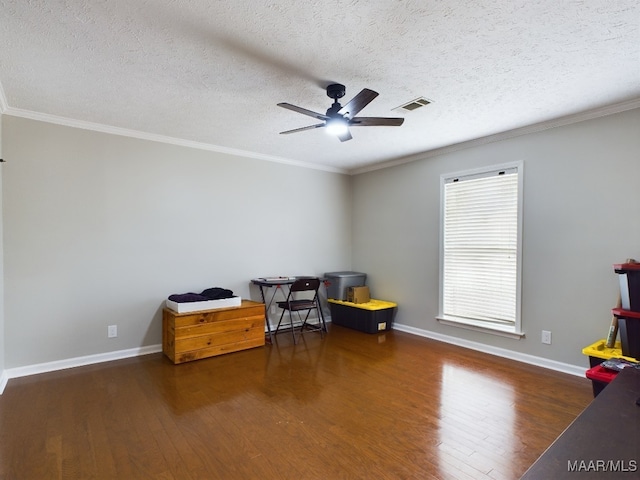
[0,0,639,173]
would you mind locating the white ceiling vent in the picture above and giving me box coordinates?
[394,97,432,113]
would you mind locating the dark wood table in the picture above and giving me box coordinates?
[521,367,639,479]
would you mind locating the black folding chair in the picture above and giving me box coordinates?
[275,277,325,344]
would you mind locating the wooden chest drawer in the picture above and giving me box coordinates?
[171,303,265,327]
[163,300,265,364]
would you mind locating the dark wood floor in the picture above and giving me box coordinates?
[0,325,593,479]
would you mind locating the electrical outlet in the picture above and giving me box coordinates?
[541,330,552,345]
[270,305,277,315]
[108,325,118,338]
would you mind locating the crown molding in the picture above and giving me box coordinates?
[351,97,640,175]
[3,96,638,176]
[2,107,348,174]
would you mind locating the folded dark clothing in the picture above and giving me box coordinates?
[168,293,210,303]
[200,287,234,300]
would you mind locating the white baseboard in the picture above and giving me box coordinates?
[0,322,587,395]
[393,322,587,378]
[0,344,162,394]
[0,370,8,395]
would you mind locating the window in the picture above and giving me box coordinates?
[438,162,523,338]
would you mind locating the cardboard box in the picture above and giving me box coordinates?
[347,286,370,304]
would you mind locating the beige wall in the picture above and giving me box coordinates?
[3,108,639,374]
[2,116,352,368]
[0,114,4,379]
[352,108,640,367]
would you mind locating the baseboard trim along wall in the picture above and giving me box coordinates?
[0,322,587,395]
[0,344,163,394]
[393,322,586,378]
[0,371,8,395]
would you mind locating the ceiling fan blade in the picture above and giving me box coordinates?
[280,123,325,135]
[277,103,328,121]
[350,117,405,127]
[338,89,379,119]
[337,129,353,142]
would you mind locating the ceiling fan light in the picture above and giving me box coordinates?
[326,117,349,136]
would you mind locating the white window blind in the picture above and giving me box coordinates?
[442,166,519,328]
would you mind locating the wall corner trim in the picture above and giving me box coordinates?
[1,344,163,394]
[393,323,586,377]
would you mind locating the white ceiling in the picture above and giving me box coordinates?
[1,1,639,173]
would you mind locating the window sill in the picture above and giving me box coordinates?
[436,316,525,340]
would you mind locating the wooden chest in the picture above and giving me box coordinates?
[162,300,265,364]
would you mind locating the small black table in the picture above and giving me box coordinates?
[521,367,639,479]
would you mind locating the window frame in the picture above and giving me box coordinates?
[437,161,524,339]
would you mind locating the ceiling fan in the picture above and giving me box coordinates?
[277,83,404,142]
